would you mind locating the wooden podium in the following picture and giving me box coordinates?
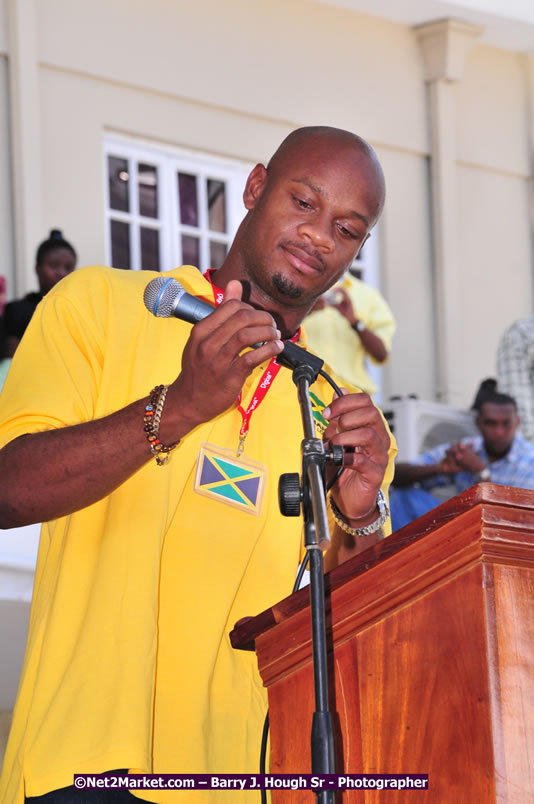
[230,484,534,803]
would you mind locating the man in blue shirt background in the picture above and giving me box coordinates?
[390,391,534,530]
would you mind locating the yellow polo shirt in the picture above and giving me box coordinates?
[0,266,395,803]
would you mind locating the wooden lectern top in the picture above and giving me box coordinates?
[231,482,534,653]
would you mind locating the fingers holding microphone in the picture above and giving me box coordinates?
[162,280,284,437]
[215,280,285,371]
[143,275,284,371]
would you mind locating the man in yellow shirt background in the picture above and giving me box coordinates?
[304,269,396,396]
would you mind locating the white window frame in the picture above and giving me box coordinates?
[103,135,252,272]
[350,229,379,287]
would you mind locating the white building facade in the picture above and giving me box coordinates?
[0,0,533,757]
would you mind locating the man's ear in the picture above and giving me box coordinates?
[243,164,268,211]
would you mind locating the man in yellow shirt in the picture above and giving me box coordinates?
[304,271,395,395]
[0,126,395,803]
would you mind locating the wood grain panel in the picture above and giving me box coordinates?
[355,566,494,802]
[490,564,534,801]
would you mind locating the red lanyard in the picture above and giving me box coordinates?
[205,271,299,451]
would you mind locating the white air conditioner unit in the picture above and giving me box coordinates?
[383,397,478,462]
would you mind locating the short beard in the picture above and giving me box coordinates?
[272,272,304,300]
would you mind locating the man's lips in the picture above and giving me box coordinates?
[281,244,325,275]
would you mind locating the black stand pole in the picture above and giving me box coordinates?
[277,345,342,804]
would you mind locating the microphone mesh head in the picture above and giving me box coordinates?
[143,276,184,318]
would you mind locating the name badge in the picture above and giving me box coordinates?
[194,442,267,516]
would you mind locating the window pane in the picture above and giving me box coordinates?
[209,240,227,270]
[207,179,226,233]
[108,156,129,212]
[354,243,365,262]
[138,163,158,219]
[182,235,199,267]
[110,220,131,269]
[140,227,160,271]
[178,173,198,227]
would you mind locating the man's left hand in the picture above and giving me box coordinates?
[322,391,390,524]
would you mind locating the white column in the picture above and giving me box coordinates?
[415,19,482,406]
[7,0,42,295]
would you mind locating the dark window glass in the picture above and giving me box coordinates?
[209,240,227,270]
[138,163,158,219]
[207,179,226,233]
[140,227,160,271]
[182,235,200,267]
[108,156,129,212]
[110,220,131,269]
[178,173,198,227]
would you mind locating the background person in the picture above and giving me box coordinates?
[0,127,395,804]
[497,314,534,442]
[303,268,395,396]
[390,390,534,530]
[3,229,77,358]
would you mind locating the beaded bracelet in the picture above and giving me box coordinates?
[144,385,177,466]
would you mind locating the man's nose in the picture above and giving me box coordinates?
[298,215,335,251]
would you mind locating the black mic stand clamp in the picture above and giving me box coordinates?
[277,348,344,804]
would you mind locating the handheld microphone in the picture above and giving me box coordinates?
[143,276,215,323]
[143,276,324,376]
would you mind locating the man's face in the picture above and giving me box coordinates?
[238,139,383,309]
[477,403,519,457]
[37,247,76,294]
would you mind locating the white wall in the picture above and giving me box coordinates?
[36,0,428,151]
[377,145,436,401]
[0,0,15,302]
[0,55,15,301]
[0,0,7,52]
[453,44,532,401]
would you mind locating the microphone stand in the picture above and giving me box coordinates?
[277,343,343,804]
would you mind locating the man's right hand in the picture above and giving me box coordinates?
[334,287,357,326]
[160,280,284,443]
[439,447,464,475]
[442,442,485,475]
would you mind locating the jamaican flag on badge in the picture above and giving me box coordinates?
[309,390,328,435]
[194,443,266,516]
